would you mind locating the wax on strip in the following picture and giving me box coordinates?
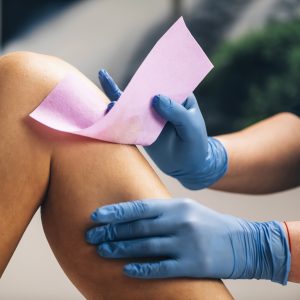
[29,17,213,146]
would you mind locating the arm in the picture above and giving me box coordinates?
[213,113,300,194]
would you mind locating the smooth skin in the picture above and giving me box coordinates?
[214,112,300,194]
[0,52,233,299]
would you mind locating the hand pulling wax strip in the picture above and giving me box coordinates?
[29,17,213,146]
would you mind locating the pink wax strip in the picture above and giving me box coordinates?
[29,17,213,146]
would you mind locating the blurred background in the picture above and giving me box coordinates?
[0,0,300,299]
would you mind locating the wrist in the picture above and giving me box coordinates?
[231,220,290,284]
[178,137,228,190]
[282,221,300,283]
[266,221,291,284]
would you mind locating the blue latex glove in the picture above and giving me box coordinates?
[98,69,228,190]
[86,199,290,284]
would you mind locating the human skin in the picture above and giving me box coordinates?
[213,112,300,194]
[212,113,300,282]
[0,52,233,299]
[284,222,300,283]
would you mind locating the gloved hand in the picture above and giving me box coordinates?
[86,198,290,284]
[98,69,228,189]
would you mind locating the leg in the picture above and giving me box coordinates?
[0,51,102,274]
[0,52,57,273]
[0,52,233,299]
[43,137,233,300]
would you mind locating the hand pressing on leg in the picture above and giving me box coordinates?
[86,199,290,285]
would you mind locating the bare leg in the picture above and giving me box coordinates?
[0,51,103,274]
[0,52,58,273]
[0,52,233,300]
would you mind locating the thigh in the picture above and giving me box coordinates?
[0,51,104,275]
[42,136,233,300]
[0,53,56,274]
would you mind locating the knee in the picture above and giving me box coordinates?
[0,51,70,89]
[0,51,76,112]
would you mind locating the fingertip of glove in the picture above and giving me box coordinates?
[123,264,132,273]
[105,101,115,113]
[123,264,139,277]
[152,95,161,106]
[152,94,171,109]
[98,69,107,78]
[85,230,92,243]
[90,211,98,222]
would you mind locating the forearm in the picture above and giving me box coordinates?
[212,113,300,194]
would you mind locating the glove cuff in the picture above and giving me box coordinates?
[253,221,291,285]
[230,220,291,285]
[268,221,291,285]
[178,137,228,190]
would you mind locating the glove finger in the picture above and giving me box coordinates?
[152,94,188,126]
[153,94,194,139]
[90,199,169,224]
[181,94,207,141]
[86,217,172,244]
[123,260,179,279]
[105,101,116,113]
[182,94,199,110]
[97,237,172,259]
[98,69,122,101]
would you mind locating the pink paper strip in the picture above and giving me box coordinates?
[29,17,213,145]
